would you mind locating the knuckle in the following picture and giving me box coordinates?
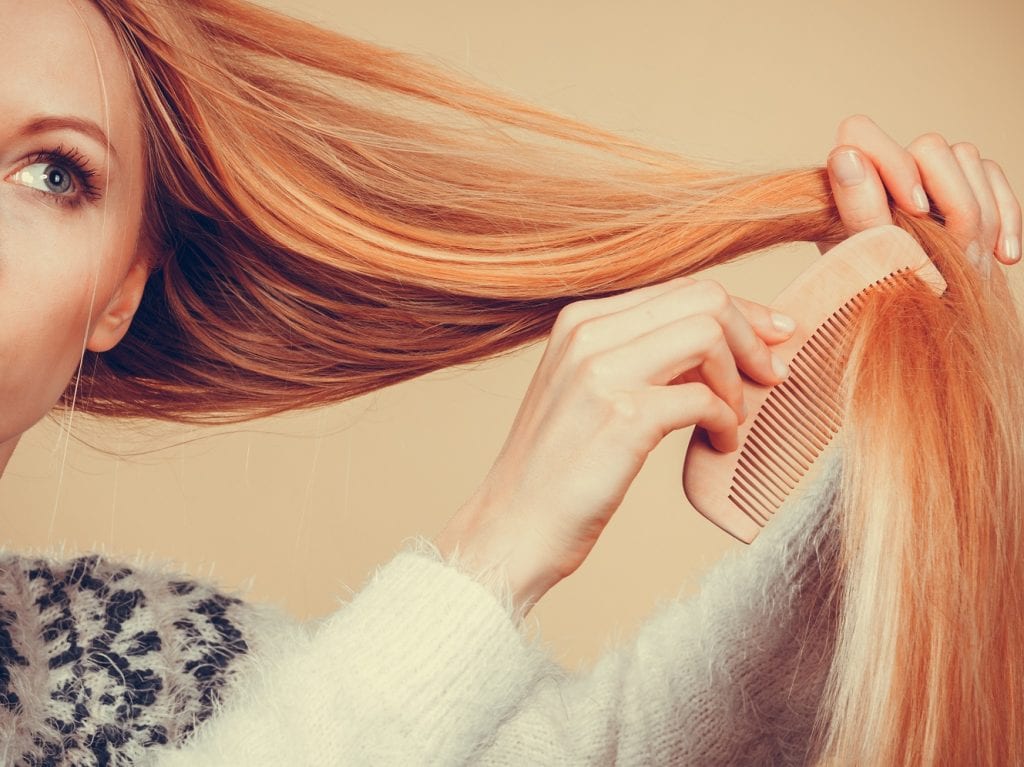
[951,141,981,160]
[576,354,612,392]
[981,158,1005,179]
[908,132,949,154]
[554,300,590,334]
[565,318,601,356]
[552,302,596,347]
[837,113,876,137]
[696,279,731,312]
[606,391,640,423]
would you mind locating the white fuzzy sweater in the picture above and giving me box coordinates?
[0,447,842,766]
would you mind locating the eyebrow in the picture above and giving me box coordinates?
[17,114,118,161]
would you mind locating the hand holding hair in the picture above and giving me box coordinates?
[436,114,1024,631]
[434,276,796,616]
[818,114,1021,276]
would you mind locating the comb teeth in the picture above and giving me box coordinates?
[682,225,947,544]
[728,269,916,525]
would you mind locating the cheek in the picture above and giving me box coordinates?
[0,231,114,440]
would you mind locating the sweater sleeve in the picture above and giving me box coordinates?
[146,445,842,767]
[474,444,844,766]
[143,539,557,766]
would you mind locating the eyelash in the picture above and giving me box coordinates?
[20,144,102,209]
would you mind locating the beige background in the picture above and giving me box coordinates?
[3,0,1022,672]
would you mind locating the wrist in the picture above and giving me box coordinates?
[434,508,560,619]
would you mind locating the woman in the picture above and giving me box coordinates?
[2,0,1021,764]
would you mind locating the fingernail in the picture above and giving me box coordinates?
[770,312,796,334]
[741,401,749,421]
[771,352,789,380]
[1005,235,1021,263]
[912,184,930,213]
[831,150,865,187]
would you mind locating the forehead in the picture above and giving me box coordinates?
[0,0,139,153]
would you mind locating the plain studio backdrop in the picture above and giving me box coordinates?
[3,0,1022,672]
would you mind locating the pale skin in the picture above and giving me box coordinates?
[0,0,152,477]
[1,3,1020,619]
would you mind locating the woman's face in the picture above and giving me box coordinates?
[0,0,151,470]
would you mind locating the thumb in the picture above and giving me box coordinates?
[826,146,894,237]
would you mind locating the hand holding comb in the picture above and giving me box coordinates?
[682,225,947,544]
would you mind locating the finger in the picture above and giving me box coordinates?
[906,133,982,259]
[951,144,999,273]
[701,293,790,388]
[982,160,1023,265]
[563,281,790,391]
[729,294,797,345]
[951,142,1000,277]
[834,114,932,217]
[826,146,893,233]
[573,280,794,358]
[546,275,694,362]
[636,382,739,453]
[591,313,746,421]
[595,313,746,424]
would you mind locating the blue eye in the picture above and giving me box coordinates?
[9,144,101,209]
[16,162,75,196]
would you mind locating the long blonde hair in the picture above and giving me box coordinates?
[78,0,1023,762]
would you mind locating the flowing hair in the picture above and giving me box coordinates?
[76,0,1023,762]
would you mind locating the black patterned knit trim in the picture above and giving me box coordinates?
[0,552,252,767]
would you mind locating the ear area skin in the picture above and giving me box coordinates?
[85,256,152,353]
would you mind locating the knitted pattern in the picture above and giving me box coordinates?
[0,445,844,766]
[0,553,261,766]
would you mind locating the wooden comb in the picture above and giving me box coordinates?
[682,225,947,544]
